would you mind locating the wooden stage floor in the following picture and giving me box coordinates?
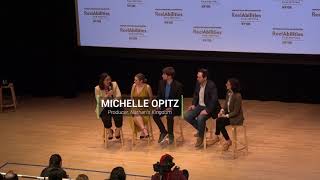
[1,93,320,179]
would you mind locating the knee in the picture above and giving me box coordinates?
[197,115,207,122]
[183,112,192,122]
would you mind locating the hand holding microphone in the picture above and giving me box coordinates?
[218,109,224,118]
[106,85,113,97]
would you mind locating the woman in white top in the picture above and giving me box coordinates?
[95,73,123,140]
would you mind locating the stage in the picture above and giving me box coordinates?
[0,93,320,179]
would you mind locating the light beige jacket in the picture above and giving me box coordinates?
[94,81,121,119]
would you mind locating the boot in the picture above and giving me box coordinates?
[195,137,204,147]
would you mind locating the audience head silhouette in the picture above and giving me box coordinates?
[109,167,126,180]
[76,174,89,180]
[4,171,18,180]
[49,154,62,168]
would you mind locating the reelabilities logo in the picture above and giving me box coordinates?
[278,0,304,9]
[192,26,222,35]
[232,9,262,18]
[83,8,110,16]
[272,28,304,37]
[120,25,147,33]
[312,9,320,17]
[155,9,183,17]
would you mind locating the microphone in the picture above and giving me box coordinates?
[108,85,113,98]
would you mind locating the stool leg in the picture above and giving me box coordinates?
[243,125,248,154]
[209,118,214,139]
[204,121,207,150]
[174,134,177,147]
[147,120,151,145]
[179,117,184,142]
[149,118,154,140]
[131,119,136,148]
[173,117,177,147]
[232,127,237,159]
[102,127,105,138]
[0,87,3,112]
[120,128,124,148]
[132,130,136,147]
[10,85,17,110]
[104,128,108,149]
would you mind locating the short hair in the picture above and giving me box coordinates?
[182,169,189,179]
[135,73,147,83]
[197,68,209,78]
[49,154,62,168]
[109,167,126,180]
[162,67,175,77]
[99,73,111,90]
[228,78,241,93]
[76,174,89,180]
[4,171,18,180]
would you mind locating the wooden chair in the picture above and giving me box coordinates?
[230,124,248,159]
[131,116,154,147]
[203,118,215,149]
[173,115,184,147]
[0,83,17,112]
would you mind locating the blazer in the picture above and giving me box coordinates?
[156,80,183,116]
[192,80,220,117]
[223,91,244,125]
[94,81,121,119]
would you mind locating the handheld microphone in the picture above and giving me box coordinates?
[108,85,113,98]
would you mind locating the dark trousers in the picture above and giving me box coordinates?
[153,113,174,136]
[184,105,210,138]
[100,107,123,128]
[215,117,231,140]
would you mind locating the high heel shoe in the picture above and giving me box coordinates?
[222,141,232,151]
[108,129,114,140]
[140,128,149,139]
[115,128,121,139]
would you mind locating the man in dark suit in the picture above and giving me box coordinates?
[184,68,220,148]
[153,67,183,145]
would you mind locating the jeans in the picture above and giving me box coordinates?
[184,105,210,138]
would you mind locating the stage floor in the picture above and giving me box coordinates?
[1,93,320,179]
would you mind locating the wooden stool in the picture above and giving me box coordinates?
[203,118,215,149]
[0,83,17,112]
[131,117,154,147]
[173,115,184,147]
[104,128,124,148]
[231,124,248,159]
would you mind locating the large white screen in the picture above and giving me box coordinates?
[76,0,320,54]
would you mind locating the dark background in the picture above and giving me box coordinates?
[2,1,320,103]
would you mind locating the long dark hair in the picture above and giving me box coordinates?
[109,167,126,180]
[99,73,111,90]
[228,78,241,93]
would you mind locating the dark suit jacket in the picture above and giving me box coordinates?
[192,80,220,118]
[156,80,183,116]
[223,91,244,125]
